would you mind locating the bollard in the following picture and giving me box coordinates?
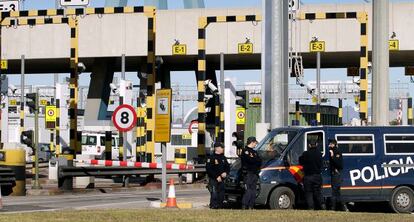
[0,148,26,196]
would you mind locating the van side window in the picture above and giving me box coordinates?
[384,135,414,155]
[288,136,304,165]
[100,137,105,146]
[335,135,374,155]
[305,131,324,156]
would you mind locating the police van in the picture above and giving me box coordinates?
[224,126,414,213]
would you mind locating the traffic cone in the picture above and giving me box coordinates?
[166,178,178,208]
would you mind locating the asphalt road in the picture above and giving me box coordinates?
[1,188,210,213]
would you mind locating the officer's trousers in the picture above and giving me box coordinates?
[208,178,225,209]
[331,173,343,210]
[304,174,322,210]
[242,172,258,208]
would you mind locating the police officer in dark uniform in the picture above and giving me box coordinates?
[299,140,323,210]
[329,139,345,211]
[241,136,261,209]
[206,142,230,209]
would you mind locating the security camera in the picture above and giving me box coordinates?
[204,79,219,96]
[109,83,118,94]
[77,62,86,73]
[204,94,213,103]
[9,84,17,94]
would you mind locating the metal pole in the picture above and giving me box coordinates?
[121,54,126,80]
[33,88,41,189]
[372,0,389,126]
[316,52,321,125]
[261,0,272,124]
[220,52,224,103]
[270,0,289,128]
[161,142,167,202]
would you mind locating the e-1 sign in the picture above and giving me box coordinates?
[0,1,18,12]
[60,0,90,6]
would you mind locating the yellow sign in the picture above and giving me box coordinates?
[1,60,7,70]
[155,89,172,143]
[389,39,399,51]
[40,99,48,106]
[251,97,262,104]
[45,106,57,129]
[310,41,325,52]
[172,44,187,55]
[236,107,246,124]
[9,99,17,106]
[238,43,253,54]
[182,134,192,140]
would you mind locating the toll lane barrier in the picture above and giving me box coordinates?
[76,160,194,170]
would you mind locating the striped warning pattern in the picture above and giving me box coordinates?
[298,11,369,123]
[77,159,194,170]
[1,17,69,26]
[219,104,225,142]
[136,106,146,162]
[20,98,24,144]
[408,98,413,125]
[174,147,186,164]
[294,101,300,126]
[67,17,79,160]
[214,96,220,139]
[338,99,343,125]
[55,99,60,155]
[105,131,112,160]
[144,8,156,163]
[50,130,55,153]
[316,104,321,125]
[197,14,262,160]
[0,6,155,20]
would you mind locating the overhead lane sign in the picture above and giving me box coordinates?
[310,41,325,52]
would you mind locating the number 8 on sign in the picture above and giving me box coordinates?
[112,104,137,132]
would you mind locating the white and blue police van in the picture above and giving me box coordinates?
[224,126,414,213]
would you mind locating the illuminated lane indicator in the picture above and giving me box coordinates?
[172,44,187,55]
[310,41,325,52]
[238,43,253,54]
[389,39,399,51]
[1,60,7,70]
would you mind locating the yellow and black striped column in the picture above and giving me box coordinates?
[293,101,300,126]
[196,15,262,161]
[50,130,55,153]
[338,99,343,125]
[118,96,124,160]
[174,148,186,164]
[55,99,61,156]
[136,105,146,162]
[358,12,369,123]
[67,17,79,160]
[219,103,225,143]
[214,95,220,140]
[408,97,413,125]
[105,131,112,160]
[20,94,24,144]
[144,7,156,163]
[0,149,26,196]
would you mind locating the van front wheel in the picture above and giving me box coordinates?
[269,187,295,209]
[390,186,414,213]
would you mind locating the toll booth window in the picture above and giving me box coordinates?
[335,135,374,155]
[384,135,414,155]
[257,131,297,162]
[305,131,325,156]
[171,135,192,146]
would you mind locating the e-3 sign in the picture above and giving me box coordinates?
[309,41,325,52]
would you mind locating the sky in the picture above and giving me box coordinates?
[6,0,414,120]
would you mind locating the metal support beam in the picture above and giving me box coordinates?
[270,0,289,128]
[261,0,272,124]
[372,0,390,126]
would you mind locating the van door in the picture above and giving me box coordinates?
[304,130,331,197]
[334,131,381,200]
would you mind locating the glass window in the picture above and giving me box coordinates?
[305,131,324,156]
[112,137,116,147]
[257,130,298,162]
[81,136,87,145]
[100,137,105,146]
[288,135,304,165]
[85,136,97,146]
[385,135,414,154]
[336,134,374,155]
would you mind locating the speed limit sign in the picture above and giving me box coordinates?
[112,104,137,132]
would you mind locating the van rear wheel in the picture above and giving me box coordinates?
[269,187,295,209]
[390,186,414,213]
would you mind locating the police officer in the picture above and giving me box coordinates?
[299,141,323,210]
[206,142,230,209]
[329,139,345,211]
[241,136,261,209]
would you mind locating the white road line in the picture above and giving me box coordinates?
[71,200,148,210]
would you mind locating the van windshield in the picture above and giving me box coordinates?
[256,130,298,162]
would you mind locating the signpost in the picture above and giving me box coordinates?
[112,104,137,133]
[172,44,187,55]
[45,106,57,129]
[155,89,172,203]
[310,40,325,125]
[236,107,246,125]
[0,1,18,12]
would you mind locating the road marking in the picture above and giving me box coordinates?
[72,200,148,210]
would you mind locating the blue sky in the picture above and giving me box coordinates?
[7,0,414,119]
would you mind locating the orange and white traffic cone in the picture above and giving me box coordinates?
[166,178,178,208]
